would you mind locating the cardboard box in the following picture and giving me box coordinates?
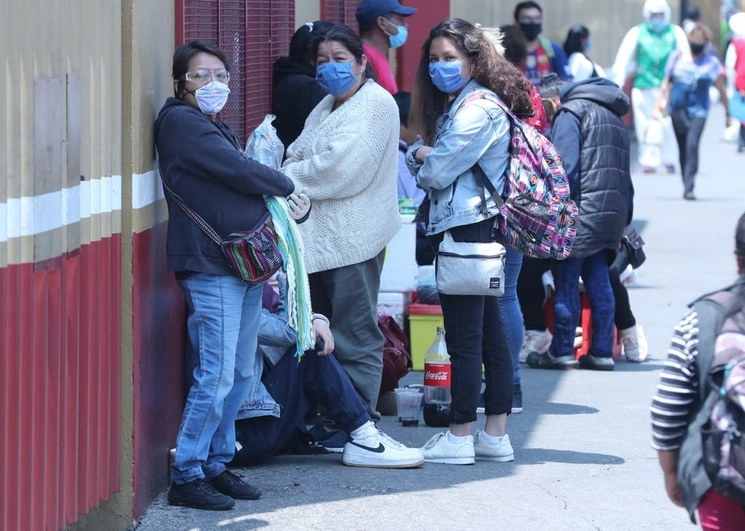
[408,303,444,371]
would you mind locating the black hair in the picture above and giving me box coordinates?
[289,20,334,63]
[309,24,365,64]
[393,91,411,126]
[538,72,566,101]
[686,7,701,21]
[499,24,527,67]
[737,211,745,260]
[172,40,229,98]
[563,25,589,56]
[514,1,543,20]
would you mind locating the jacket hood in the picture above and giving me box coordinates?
[155,97,193,132]
[273,56,315,86]
[560,77,630,117]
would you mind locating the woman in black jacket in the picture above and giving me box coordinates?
[155,40,298,511]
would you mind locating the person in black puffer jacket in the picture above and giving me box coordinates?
[272,20,332,151]
[527,75,634,372]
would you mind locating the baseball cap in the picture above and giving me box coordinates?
[356,0,417,25]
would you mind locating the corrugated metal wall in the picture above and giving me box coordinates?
[0,1,123,529]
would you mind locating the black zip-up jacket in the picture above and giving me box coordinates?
[553,78,634,258]
[155,97,295,276]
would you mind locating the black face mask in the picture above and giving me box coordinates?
[689,42,705,55]
[519,22,542,41]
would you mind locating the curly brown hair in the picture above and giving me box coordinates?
[409,18,534,143]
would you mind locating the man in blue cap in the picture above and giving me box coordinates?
[356,0,417,95]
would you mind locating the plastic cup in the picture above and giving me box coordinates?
[394,388,423,426]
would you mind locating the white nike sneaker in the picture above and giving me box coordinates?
[519,329,553,363]
[420,432,475,465]
[342,423,424,468]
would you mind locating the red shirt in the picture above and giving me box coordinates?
[363,42,398,95]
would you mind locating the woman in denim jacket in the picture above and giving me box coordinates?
[406,18,534,464]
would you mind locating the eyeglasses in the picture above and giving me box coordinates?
[183,69,230,84]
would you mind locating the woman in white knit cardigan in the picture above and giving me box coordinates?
[282,24,400,420]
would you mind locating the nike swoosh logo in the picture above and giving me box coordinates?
[349,442,386,453]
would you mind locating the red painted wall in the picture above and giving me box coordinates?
[132,221,186,517]
[0,238,121,531]
[397,0,450,93]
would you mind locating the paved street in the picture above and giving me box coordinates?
[136,105,745,531]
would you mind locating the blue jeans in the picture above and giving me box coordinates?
[498,246,524,388]
[550,251,615,358]
[233,348,369,465]
[172,272,263,484]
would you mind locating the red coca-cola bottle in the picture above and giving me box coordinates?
[423,326,451,427]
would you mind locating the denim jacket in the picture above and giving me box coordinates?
[406,80,510,235]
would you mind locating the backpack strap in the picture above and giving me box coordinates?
[691,278,745,398]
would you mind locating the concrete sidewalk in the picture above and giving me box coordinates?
[135,106,745,531]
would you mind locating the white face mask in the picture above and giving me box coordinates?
[194,81,230,114]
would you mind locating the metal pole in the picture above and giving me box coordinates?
[680,0,690,26]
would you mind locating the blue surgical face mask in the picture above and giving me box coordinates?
[316,61,358,96]
[384,19,408,49]
[648,18,667,33]
[584,40,591,53]
[428,60,469,94]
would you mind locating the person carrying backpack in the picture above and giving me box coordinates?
[406,18,536,464]
[527,74,633,371]
[651,211,745,529]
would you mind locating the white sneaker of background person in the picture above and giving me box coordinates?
[621,324,649,362]
[341,421,424,468]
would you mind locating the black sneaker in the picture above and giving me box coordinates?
[168,479,235,511]
[511,390,523,414]
[526,352,578,370]
[578,354,615,371]
[209,470,262,500]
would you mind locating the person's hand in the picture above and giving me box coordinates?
[726,115,732,128]
[415,146,434,163]
[287,191,311,222]
[663,472,684,507]
[312,317,334,355]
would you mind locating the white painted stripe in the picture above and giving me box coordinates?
[132,169,164,210]
[0,176,122,242]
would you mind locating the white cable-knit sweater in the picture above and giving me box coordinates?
[282,80,401,274]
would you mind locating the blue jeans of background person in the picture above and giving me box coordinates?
[550,251,615,359]
[433,219,513,424]
[171,272,263,484]
[233,348,369,466]
[498,246,524,389]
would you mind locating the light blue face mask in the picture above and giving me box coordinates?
[384,20,408,49]
[648,18,667,33]
[584,40,591,54]
[316,61,358,96]
[428,60,468,94]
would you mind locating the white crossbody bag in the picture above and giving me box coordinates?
[436,231,506,296]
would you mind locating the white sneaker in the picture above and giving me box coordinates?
[420,432,475,465]
[342,423,424,469]
[519,329,553,363]
[621,325,648,362]
[474,431,515,462]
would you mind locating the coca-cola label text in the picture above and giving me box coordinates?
[424,362,451,387]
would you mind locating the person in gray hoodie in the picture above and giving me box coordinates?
[527,75,634,372]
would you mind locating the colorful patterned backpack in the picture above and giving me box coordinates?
[465,90,579,260]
